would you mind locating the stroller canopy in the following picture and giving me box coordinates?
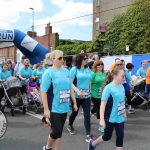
[6,77,21,90]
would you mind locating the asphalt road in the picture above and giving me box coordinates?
[0,106,150,150]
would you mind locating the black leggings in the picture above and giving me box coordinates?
[69,98,91,135]
[91,97,101,119]
[20,85,26,95]
[126,91,132,106]
[50,112,67,139]
[0,88,4,106]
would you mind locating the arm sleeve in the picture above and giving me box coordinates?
[70,67,76,79]
[67,70,72,89]
[8,71,11,77]
[136,69,140,76]
[18,68,22,75]
[101,85,111,102]
[91,72,96,82]
[41,70,51,92]
[146,68,150,75]
[32,70,36,76]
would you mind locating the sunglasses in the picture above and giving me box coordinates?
[57,57,64,60]
[97,64,103,66]
[83,58,87,60]
[116,64,122,66]
[25,65,29,67]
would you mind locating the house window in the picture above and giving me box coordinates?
[97,0,100,6]
[95,17,100,30]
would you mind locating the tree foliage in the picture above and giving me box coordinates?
[56,42,91,55]
[92,0,150,55]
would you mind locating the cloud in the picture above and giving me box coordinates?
[35,0,92,35]
[50,0,66,8]
[0,0,44,28]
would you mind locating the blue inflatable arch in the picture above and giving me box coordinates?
[0,29,49,64]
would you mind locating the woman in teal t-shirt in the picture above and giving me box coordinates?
[18,59,32,95]
[91,60,106,132]
[0,63,12,108]
[32,63,44,86]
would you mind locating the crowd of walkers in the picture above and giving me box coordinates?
[0,50,150,150]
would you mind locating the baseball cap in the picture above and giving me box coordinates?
[22,55,27,59]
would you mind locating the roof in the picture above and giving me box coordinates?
[0,42,14,48]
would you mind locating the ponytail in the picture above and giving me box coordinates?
[101,72,112,95]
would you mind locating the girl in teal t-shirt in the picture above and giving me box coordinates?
[91,60,106,132]
[88,69,127,150]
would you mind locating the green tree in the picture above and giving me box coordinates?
[92,0,150,55]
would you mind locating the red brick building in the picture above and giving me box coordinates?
[0,23,58,62]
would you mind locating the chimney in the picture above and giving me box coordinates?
[45,22,52,35]
[27,31,37,38]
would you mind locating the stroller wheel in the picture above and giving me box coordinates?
[23,107,26,114]
[1,106,5,113]
[11,109,14,116]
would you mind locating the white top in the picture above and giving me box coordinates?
[14,61,24,76]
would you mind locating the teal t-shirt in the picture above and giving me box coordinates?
[18,67,32,85]
[0,70,11,80]
[91,72,106,98]
[125,70,131,81]
[70,66,92,98]
[136,67,147,78]
[102,83,125,123]
[32,68,44,84]
[41,67,72,113]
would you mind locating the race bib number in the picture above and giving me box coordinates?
[80,89,89,98]
[118,101,125,116]
[59,90,70,103]
[0,111,7,138]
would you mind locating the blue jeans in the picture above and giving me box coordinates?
[69,97,91,135]
[145,84,150,95]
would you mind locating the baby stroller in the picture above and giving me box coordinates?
[26,79,42,114]
[130,75,149,110]
[1,77,26,116]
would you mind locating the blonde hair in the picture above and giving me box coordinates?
[24,59,30,65]
[45,50,63,62]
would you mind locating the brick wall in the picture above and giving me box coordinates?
[93,0,100,40]
[0,46,17,62]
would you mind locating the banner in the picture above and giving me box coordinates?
[0,29,14,41]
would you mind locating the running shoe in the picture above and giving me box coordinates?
[43,145,52,150]
[88,140,95,150]
[128,109,135,114]
[43,121,49,127]
[67,125,76,135]
[85,134,93,142]
[98,126,104,133]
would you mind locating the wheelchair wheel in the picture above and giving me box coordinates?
[0,110,7,138]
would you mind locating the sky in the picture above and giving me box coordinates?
[0,0,93,41]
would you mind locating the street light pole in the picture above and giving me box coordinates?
[29,8,34,37]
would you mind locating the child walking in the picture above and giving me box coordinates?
[88,69,127,150]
